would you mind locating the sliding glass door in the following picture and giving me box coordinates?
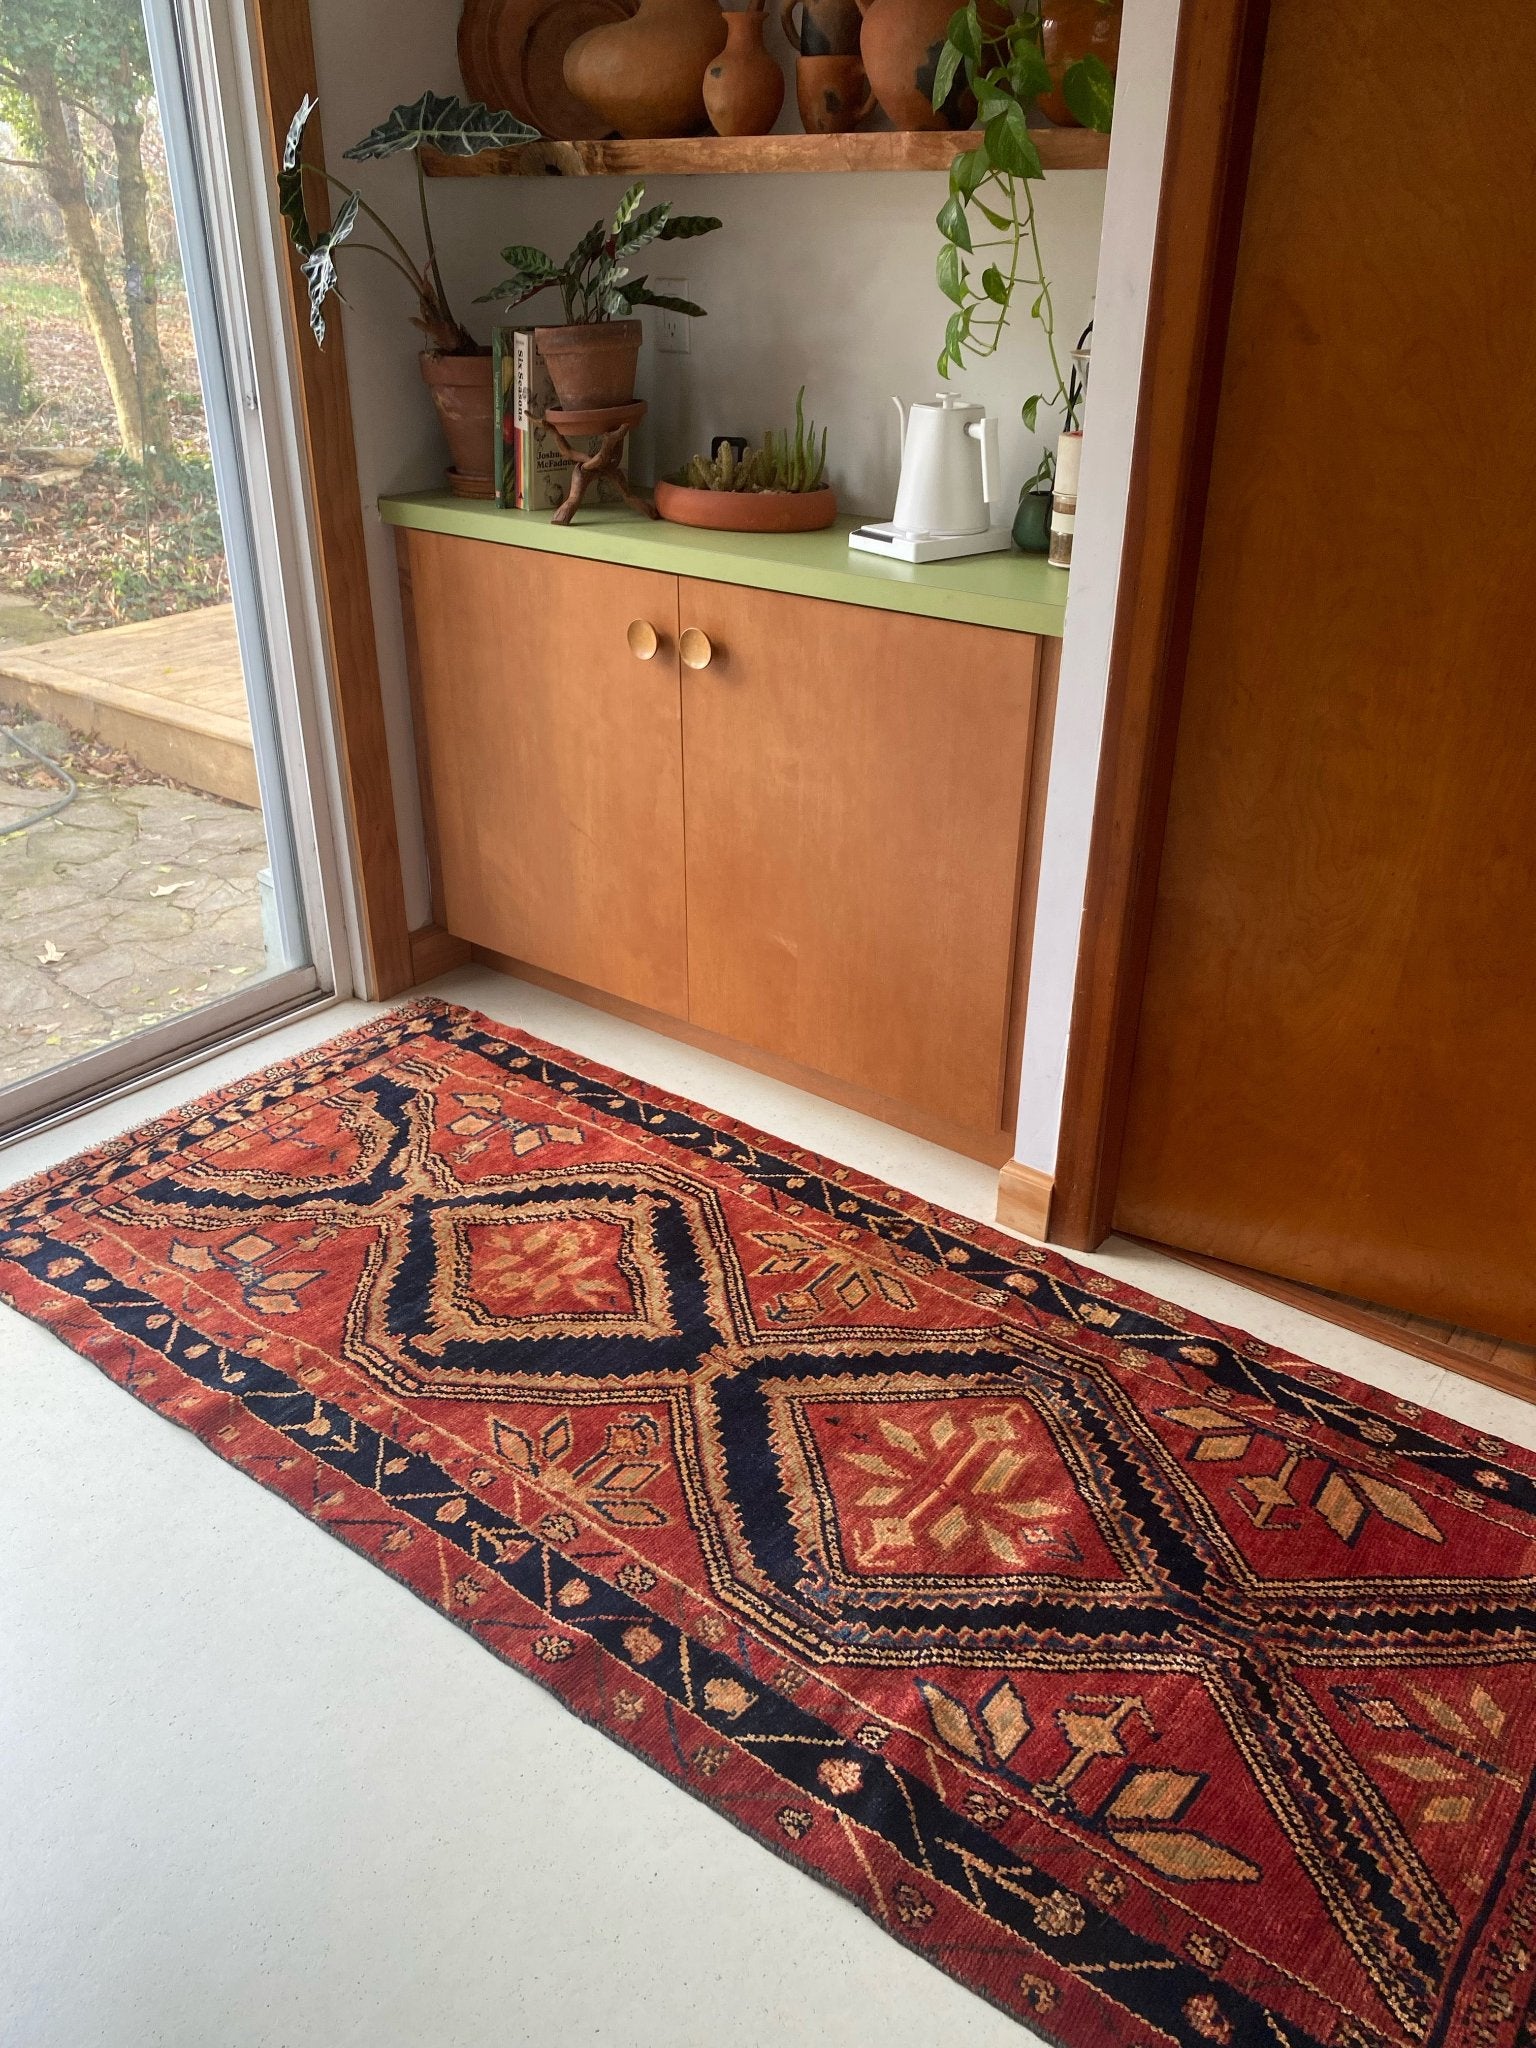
[0,0,348,1133]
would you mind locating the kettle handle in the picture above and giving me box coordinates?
[891,394,907,454]
[969,414,999,509]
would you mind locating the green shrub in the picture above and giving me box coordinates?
[0,312,37,418]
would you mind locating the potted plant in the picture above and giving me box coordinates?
[655,389,836,532]
[929,3,1113,531]
[278,91,537,495]
[477,182,720,412]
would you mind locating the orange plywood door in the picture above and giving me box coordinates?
[407,532,688,1017]
[678,579,1037,1137]
[1114,0,1536,1338]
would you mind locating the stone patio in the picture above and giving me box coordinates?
[0,707,270,1092]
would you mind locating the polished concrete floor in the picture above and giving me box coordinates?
[4,964,1532,2048]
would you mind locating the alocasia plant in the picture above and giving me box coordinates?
[278,92,536,350]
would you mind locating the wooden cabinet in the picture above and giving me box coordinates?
[678,579,1037,1134]
[401,530,1052,1160]
[406,533,688,1016]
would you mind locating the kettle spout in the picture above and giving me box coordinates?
[891,394,907,453]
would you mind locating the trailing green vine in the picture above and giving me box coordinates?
[931,3,1113,478]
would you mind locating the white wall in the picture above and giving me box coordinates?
[306,0,1108,929]
[1012,0,1179,1174]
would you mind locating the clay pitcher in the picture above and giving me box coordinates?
[1038,0,1121,125]
[795,52,873,131]
[704,0,786,135]
[781,0,861,56]
[565,0,728,138]
[855,0,971,129]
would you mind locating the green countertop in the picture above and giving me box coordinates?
[378,491,1068,639]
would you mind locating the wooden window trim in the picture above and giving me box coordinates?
[249,0,416,997]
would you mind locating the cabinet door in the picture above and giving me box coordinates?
[679,579,1038,1135]
[408,533,687,1016]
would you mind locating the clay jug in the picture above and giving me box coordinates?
[704,1,786,136]
[795,52,873,132]
[781,0,861,56]
[1038,0,1121,125]
[565,0,728,138]
[855,0,971,130]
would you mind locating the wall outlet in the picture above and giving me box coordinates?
[653,281,690,354]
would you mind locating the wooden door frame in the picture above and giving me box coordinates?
[1047,0,1276,1250]
[247,0,427,998]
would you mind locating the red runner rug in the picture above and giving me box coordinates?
[3,1000,1534,2048]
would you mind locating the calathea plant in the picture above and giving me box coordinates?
[931,4,1112,481]
[278,92,536,350]
[478,180,720,325]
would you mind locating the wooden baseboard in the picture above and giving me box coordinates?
[470,947,1014,1166]
[996,1157,1054,1240]
[409,923,472,983]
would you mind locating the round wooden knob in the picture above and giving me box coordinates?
[627,619,659,660]
[679,627,714,670]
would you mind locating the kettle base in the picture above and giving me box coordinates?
[848,522,1016,565]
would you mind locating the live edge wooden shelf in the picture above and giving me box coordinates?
[421,128,1109,178]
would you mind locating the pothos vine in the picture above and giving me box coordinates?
[931,2,1113,485]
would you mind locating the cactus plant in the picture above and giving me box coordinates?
[677,389,829,494]
[762,387,828,493]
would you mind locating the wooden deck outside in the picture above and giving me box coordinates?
[0,604,256,806]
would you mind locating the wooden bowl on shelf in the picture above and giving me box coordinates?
[654,480,838,532]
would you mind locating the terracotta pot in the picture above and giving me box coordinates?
[855,0,972,130]
[564,0,728,138]
[654,479,838,531]
[781,0,861,56]
[1038,0,1121,125]
[419,350,495,497]
[795,52,873,131]
[704,4,786,136]
[535,321,643,409]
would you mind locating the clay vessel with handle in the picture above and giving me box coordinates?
[564,0,728,138]
[854,0,974,129]
[795,53,873,132]
[781,0,860,55]
[704,0,785,137]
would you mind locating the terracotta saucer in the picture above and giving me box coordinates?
[543,399,647,434]
[446,467,498,500]
[654,480,839,532]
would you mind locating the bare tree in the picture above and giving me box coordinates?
[0,0,176,474]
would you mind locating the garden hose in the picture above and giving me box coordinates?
[0,722,79,839]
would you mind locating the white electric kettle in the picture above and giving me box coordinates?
[848,391,1014,563]
[892,393,999,536]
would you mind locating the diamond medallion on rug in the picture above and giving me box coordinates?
[3,999,1534,2048]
